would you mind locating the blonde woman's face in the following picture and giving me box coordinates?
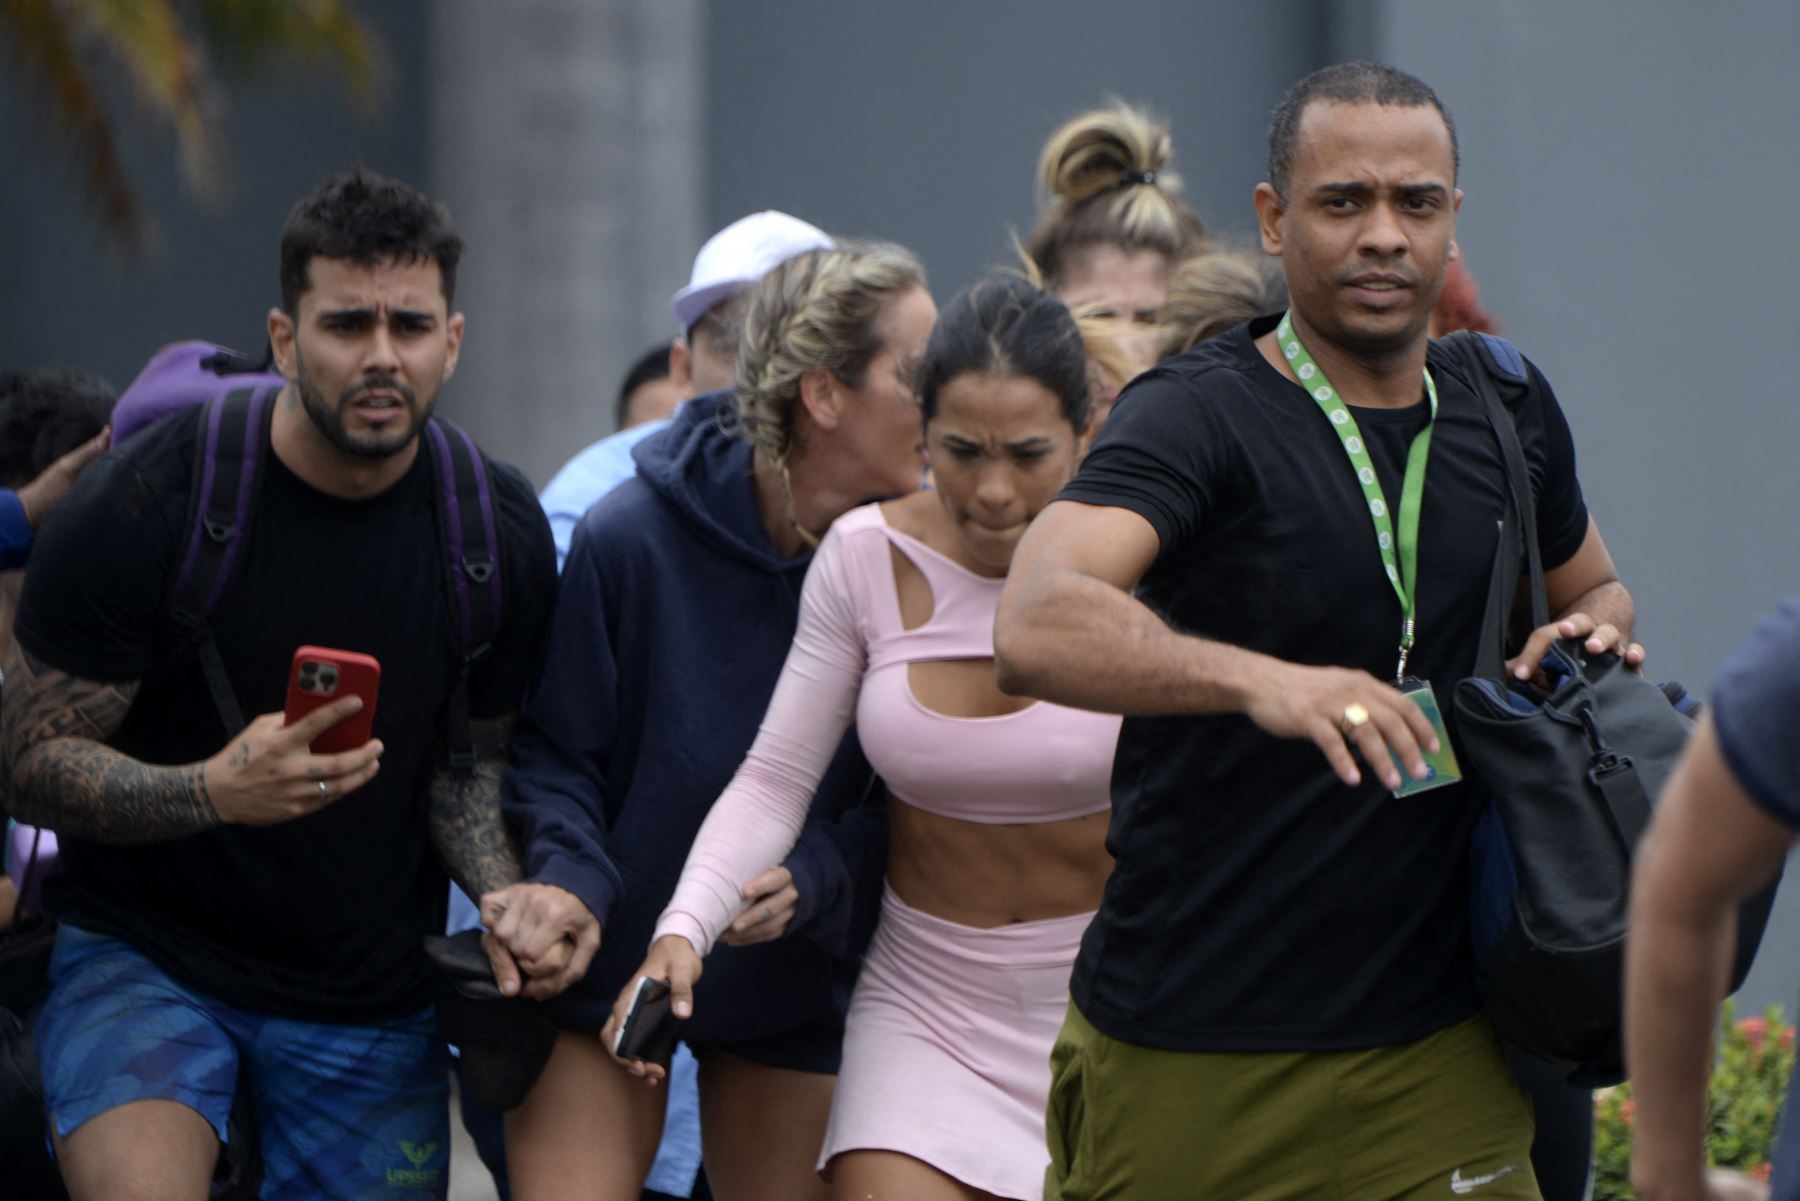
[835,285,937,499]
[1056,245,1169,323]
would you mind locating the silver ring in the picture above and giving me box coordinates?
[762,904,774,921]
[317,780,329,801]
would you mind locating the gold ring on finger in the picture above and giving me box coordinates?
[1340,703,1371,737]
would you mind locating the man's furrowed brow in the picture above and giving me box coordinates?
[1312,181,1450,199]
[316,304,438,324]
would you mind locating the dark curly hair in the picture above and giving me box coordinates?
[0,370,115,489]
[915,277,1091,434]
[279,166,463,313]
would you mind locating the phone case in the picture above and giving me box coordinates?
[284,646,381,754]
[614,977,678,1063]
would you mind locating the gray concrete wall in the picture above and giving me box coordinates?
[705,0,1322,301]
[1369,2,1800,1011]
[429,0,705,483]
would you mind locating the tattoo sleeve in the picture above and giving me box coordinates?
[428,718,525,900]
[1,643,220,843]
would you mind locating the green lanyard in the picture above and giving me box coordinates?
[1276,310,1438,682]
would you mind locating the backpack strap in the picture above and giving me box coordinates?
[1443,330,1551,677]
[1471,331,1528,386]
[422,418,506,778]
[165,387,279,737]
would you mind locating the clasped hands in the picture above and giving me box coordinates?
[475,864,798,1006]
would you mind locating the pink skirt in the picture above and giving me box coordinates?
[819,885,1093,1200]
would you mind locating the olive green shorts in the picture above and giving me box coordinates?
[1043,1004,1540,1201]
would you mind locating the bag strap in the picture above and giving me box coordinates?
[422,418,505,778]
[164,386,279,737]
[1443,332,1550,676]
[9,825,43,933]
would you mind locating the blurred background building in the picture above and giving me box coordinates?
[4,0,1799,1007]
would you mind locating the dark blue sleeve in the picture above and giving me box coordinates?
[500,516,627,925]
[0,491,31,571]
[1711,596,1800,827]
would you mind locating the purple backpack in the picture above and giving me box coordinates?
[115,341,504,777]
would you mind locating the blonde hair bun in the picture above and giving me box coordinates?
[1039,103,1177,208]
[1026,101,1206,290]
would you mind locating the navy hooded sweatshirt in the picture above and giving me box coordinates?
[503,391,886,1047]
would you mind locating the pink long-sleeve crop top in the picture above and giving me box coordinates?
[655,502,1120,956]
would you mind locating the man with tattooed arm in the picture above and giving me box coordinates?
[1,168,571,1201]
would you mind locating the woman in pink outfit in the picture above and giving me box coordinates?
[605,276,1121,1201]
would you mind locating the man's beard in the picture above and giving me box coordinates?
[296,355,434,460]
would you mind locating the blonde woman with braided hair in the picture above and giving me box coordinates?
[500,241,934,1201]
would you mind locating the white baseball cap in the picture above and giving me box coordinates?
[671,210,834,336]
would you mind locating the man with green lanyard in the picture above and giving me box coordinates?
[995,62,1644,1200]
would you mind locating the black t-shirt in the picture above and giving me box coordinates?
[1059,315,1590,1053]
[15,408,556,1022]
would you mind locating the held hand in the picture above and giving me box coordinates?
[479,883,601,1000]
[1244,663,1439,791]
[1507,611,1647,684]
[600,935,702,1085]
[203,698,382,825]
[719,866,798,947]
[17,426,111,529]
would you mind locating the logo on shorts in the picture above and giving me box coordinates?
[387,1140,442,1189]
[1450,1164,1518,1194]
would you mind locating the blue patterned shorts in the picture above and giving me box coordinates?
[36,925,450,1200]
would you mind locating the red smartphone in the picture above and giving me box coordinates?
[284,646,381,753]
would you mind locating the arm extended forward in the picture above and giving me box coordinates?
[992,500,1437,792]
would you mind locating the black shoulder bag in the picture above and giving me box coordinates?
[1446,330,1778,1085]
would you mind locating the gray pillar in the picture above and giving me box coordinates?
[428,0,705,486]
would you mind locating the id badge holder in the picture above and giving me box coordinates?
[1390,677,1462,797]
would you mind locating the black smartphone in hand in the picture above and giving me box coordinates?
[612,976,678,1064]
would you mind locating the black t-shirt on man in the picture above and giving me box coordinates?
[15,407,556,1023]
[1059,314,1589,1053]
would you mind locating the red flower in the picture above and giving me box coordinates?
[1753,1162,1773,1183]
[1783,1026,1794,1052]
[1620,1099,1636,1128]
[1740,1016,1768,1051]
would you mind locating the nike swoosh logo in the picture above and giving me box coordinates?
[1451,1165,1517,1194]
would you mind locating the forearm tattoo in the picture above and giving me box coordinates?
[428,718,524,899]
[1,643,220,843]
